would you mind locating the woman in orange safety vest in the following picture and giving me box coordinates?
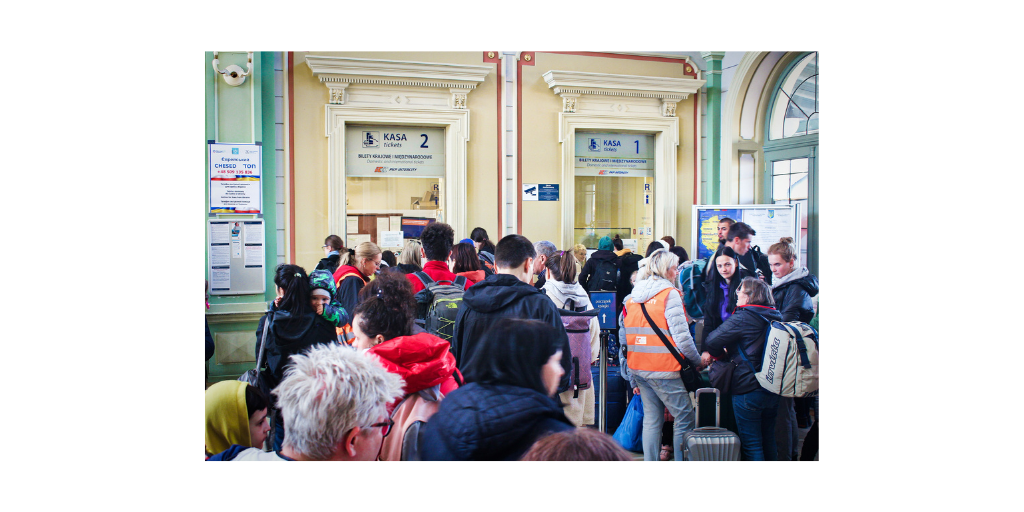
[618,248,703,461]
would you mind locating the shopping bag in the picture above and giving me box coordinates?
[612,393,644,452]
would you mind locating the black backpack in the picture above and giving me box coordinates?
[589,259,619,292]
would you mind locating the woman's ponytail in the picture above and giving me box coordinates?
[274,264,312,316]
[767,236,798,264]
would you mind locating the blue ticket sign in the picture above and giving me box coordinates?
[538,184,559,201]
[590,291,617,329]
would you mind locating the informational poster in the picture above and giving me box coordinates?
[389,215,403,231]
[523,183,538,201]
[210,268,231,291]
[244,244,264,267]
[345,125,445,177]
[210,222,230,244]
[538,184,559,201]
[575,132,655,177]
[622,239,638,252]
[380,231,404,248]
[691,205,800,261]
[210,245,230,267]
[347,216,359,233]
[348,233,370,247]
[376,217,390,240]
[243,221,263,245]
[209,142,262,214]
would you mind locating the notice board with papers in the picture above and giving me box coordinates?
[208,219,266,296]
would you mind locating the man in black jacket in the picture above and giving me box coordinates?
[706,222,772,286]
[452,234,573,393]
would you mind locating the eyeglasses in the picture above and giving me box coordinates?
[322,245,329,249]
[369,418,394,437]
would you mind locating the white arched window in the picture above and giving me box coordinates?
[764,52,818,274]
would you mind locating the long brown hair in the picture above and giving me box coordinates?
[521,428,632,461]
[450,242,481,273]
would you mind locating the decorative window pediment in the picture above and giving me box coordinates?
[305,56,490,108]
[543,70,705,117]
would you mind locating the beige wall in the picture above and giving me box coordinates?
[291,52,499,271]
[521,53,699,253]
[290,52,698,270]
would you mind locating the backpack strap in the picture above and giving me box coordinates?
[413,271,434,288]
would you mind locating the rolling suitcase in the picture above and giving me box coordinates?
[591,364,628,434]
[681,387,741,461]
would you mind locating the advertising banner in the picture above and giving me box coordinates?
[209,142,262,214]
[346,125,445,177]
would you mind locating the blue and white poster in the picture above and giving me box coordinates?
[538,184,559,201]
[575,131,655,177]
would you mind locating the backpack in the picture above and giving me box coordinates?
[556,301,599,398]
[413,272,468,347]
[478,251,496,277]
[739,319,818,398]
[679,259,708,319]
[588,258,618,292]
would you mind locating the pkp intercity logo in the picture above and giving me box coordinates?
[374,167,387,173]
[362,131,380,148]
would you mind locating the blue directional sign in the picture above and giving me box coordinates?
[590,291,617,329]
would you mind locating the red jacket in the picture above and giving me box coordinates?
[367,332,461,401]
[456,270,486,286]
[406,260,472,294]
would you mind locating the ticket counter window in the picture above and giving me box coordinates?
[573,132,655,254]
[344,125,445,245]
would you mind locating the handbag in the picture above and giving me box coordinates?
[708,357,739,395]
[639,303,702,393]
[238,312,273,398]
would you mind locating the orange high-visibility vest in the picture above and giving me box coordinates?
[624,288,681,373]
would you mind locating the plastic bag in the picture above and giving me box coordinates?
[612,393,643,452]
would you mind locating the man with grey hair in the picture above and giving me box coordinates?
[207,343,404,461]
[532,240,557,290]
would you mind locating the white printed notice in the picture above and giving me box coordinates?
[244,244,264,267]
[210,142,262,214]
[211,268,231,291]
[743,208,795,252]
[380,231,404,248]
[210,222,230,244]
[345,125,445,177]
[232,240,242,258]
[210,245,230,267]
[243,221,263,245]
[574,132,655,177]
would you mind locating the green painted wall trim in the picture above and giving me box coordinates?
[703,53,725,204]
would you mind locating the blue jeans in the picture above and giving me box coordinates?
[634,375,694,461]
[732,388,781,461]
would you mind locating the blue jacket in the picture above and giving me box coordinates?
[418,382,574,461]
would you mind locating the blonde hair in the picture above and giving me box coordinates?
[338,241,381,268]
[572,243,587,260]
[767,236,798,264]
[400,240,422,267]
[636,248,679,282]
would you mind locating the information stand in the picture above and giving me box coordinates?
[590,291,618,434]
[208,219,266,296]
[691,204,801,260]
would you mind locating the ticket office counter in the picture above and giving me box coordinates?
[573,131,656,255]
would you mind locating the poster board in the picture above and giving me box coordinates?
[209,142,262,214]
[691,204,800,260]
[208,219,266,296]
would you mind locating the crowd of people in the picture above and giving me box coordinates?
[205,220,818,461]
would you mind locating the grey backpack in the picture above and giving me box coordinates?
[413,271,468,346]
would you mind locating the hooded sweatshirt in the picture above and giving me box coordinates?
[770,267,819,323]
[618,275,701,380]
[367,332,460,400]
[309,269,349,327]
[452,273,572,393]
[205,381,252,455]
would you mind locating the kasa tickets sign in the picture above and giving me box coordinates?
[574,132,655,176]
[345,126,445,177]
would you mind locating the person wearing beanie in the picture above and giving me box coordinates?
[309,269,349,330]
[578,235,619,292]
